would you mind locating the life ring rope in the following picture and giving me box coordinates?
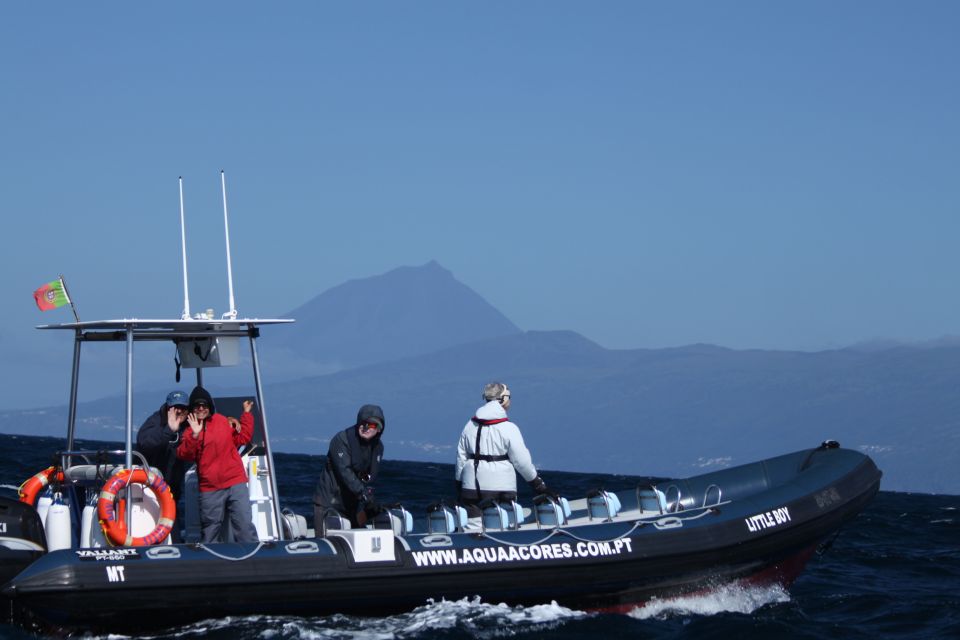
[97,467,176,547]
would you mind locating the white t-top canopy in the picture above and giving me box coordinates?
[37,317,294,333]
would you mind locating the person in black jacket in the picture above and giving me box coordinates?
[136,390,190,542]
[313,404,385,528]
[136,390,189,500]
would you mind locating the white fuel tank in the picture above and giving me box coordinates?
[45,492,72,551]
[36,488,53,532]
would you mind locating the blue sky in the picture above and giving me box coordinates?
[2,2,958,409]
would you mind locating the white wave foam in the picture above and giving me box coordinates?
[384,596,587,637]
[64,586,790,639]
[627,582,790,620]
[94,615,250,640]
[102,597,587,640]
[304,597,583,639]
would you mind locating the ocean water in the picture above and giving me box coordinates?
[0,434,957,639]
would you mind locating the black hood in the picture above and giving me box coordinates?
[188,386,215,413]
[354,404,385,442]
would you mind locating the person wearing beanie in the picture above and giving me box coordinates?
[176,386,258,543]
[313,404,386,528]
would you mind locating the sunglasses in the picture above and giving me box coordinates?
[360,422,381,432]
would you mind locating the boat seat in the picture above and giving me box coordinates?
[533,495,572,528]
[427,503,468,534]
[505,500,524,529]
[587,490,622,521]
[374,506,414,535]
[320,510,351,537]
[481,499,524,531]
[63,464,124,482]
[637,486,669,514]
[281,510,309,539]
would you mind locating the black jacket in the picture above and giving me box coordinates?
[313,404,385,523]
[136,403,187,499]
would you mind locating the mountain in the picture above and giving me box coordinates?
[266,261,521,374]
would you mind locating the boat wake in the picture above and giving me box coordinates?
[627,583,791,620]
[111,597,587,640]
[92,587,788,639]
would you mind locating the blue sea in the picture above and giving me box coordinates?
[0,434,957,639]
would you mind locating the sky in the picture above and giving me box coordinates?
[1,2,959,410]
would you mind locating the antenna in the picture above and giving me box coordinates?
[179,176,192,320]
[220,170,238,319]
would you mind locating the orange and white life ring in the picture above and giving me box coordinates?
[97,468,176,547]
[19,466,64,506]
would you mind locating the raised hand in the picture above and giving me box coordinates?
[187,412,203,436]
[166,407,183,432]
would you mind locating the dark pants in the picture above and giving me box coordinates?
[459,489,518,518]
[199,483,258,543]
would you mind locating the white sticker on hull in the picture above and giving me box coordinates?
[411,537,633,567]
[745,506,792,533]
[105,565,126,582]
[76,548,140,561]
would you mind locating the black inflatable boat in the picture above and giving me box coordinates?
[0,228,881,632]
[0,426,879,632]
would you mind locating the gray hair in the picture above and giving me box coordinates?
[482,381,508,402]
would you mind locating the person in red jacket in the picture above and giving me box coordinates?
[177,386,258,543]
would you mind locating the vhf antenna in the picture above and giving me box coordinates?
[221,170,238,319]
[178,176,192,320]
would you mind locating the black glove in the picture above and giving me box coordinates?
[365,498,382,515]
[528,476,556,498]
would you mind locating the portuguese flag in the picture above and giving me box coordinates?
[33,278,70,311]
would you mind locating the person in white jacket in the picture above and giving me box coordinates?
[455,381,554,516]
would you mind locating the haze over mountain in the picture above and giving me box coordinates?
[2,262,957,495]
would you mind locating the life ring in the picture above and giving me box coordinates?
[19,466,64,506]
[97,468,176,547]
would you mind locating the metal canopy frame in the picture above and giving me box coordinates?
[38,317,294,542]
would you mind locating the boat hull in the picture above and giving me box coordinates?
[4,539,829,632]
[3,445,881,633]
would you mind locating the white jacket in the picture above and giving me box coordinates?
[455,401,538,493]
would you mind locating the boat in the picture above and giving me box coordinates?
[0,317,884,633]
[0,179,882,633]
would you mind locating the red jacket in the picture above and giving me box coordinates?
[177,412,253,492]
